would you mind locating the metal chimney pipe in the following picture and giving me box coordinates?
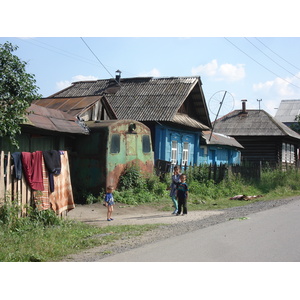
[241,99,247,113]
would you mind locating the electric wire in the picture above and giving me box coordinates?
[80,37,117,81]
[255,37,300,72]
[224,37,300,90]
[244,37,300,80]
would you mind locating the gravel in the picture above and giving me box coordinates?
[61,196,299,262]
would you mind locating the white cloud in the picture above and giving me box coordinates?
[55,75,98,91]
[252,73,300,116]
[253,73,300,98]
[138,68,161,77]
[56,80,72,91]
[191,59,245,82]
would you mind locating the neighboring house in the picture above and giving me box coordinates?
[0,103,89,152]
[275,99,300,130]
[213,100,300,165]
[200,131,243,165]
[34,76,213,168]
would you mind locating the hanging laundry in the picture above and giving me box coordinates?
[42,150,61,192]
[33,157,50,210]
[49,151,75,214]
[21,151,44,191]
[11,152,22,180]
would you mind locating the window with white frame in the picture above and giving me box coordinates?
[287,144,291,163]
[171,140,178,165]
[282,143,286,162]
[291,145,295,163]
[282,143,295,163]
[182,142,189,166]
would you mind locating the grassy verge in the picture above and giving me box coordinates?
[2,166,300,262]
[0,213,160,262]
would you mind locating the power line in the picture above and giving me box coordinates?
[224,37,300,90]
[244,37,300,80]
[80,37,116,79]
[255,37,300,72]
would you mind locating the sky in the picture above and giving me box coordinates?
[2,1,300,123]
[2,36,300,120]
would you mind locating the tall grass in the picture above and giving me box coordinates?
[114,165,300,209]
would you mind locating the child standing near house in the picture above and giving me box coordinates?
[104,185,115,221]
[168,165,181,214]
[176,174,189,216]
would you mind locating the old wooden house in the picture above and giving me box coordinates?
[0,103,89,152]
[275,99,300,131]
[213,100,300,165]
[200,131,243,165]
[34,76,241,168]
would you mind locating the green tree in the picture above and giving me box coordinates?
[0,42,41,147]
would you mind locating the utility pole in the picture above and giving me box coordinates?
[257,99,262,111]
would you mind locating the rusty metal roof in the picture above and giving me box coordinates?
[24,104,89,134]
[47,76,211,128]
[33,96,102,117]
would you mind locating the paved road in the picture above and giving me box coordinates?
[100,199,300,262]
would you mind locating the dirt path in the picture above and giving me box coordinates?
[66,202,223,226]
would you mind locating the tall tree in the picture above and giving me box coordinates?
[0,42,41,147]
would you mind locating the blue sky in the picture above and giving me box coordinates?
[2,2,300,121]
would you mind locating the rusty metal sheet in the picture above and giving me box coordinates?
[33,96,102,116]
[25,104,89,134]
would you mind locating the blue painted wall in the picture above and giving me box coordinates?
[154,124,199,167]
[154,124,241,166]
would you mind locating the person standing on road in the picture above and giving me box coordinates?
[176,174,189,216]
[168,165,181,214]
[104,185,115,221]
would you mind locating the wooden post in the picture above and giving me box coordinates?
[6,152,12,203]
[0,151,5,205]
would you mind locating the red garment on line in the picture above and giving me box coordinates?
[21,151,44,191]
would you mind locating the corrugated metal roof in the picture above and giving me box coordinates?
[24,104,89,134]
[48,76,211,128]
[213,109,300,140]
[202,131,244,148]
[275,99,300,123]
[33,96,101,117]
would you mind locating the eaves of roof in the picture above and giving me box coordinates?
[202,131,244,148]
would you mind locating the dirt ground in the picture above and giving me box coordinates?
[66,202,223,226]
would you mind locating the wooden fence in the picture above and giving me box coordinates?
[0,151,33,216]
[0,151,74,217]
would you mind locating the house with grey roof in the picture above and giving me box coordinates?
[275,99,300,132]
[34,75,242,167]
[213,100,300,165]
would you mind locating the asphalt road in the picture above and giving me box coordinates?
[100,198,300,262]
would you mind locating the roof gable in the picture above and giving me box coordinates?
[47,76,211,129]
